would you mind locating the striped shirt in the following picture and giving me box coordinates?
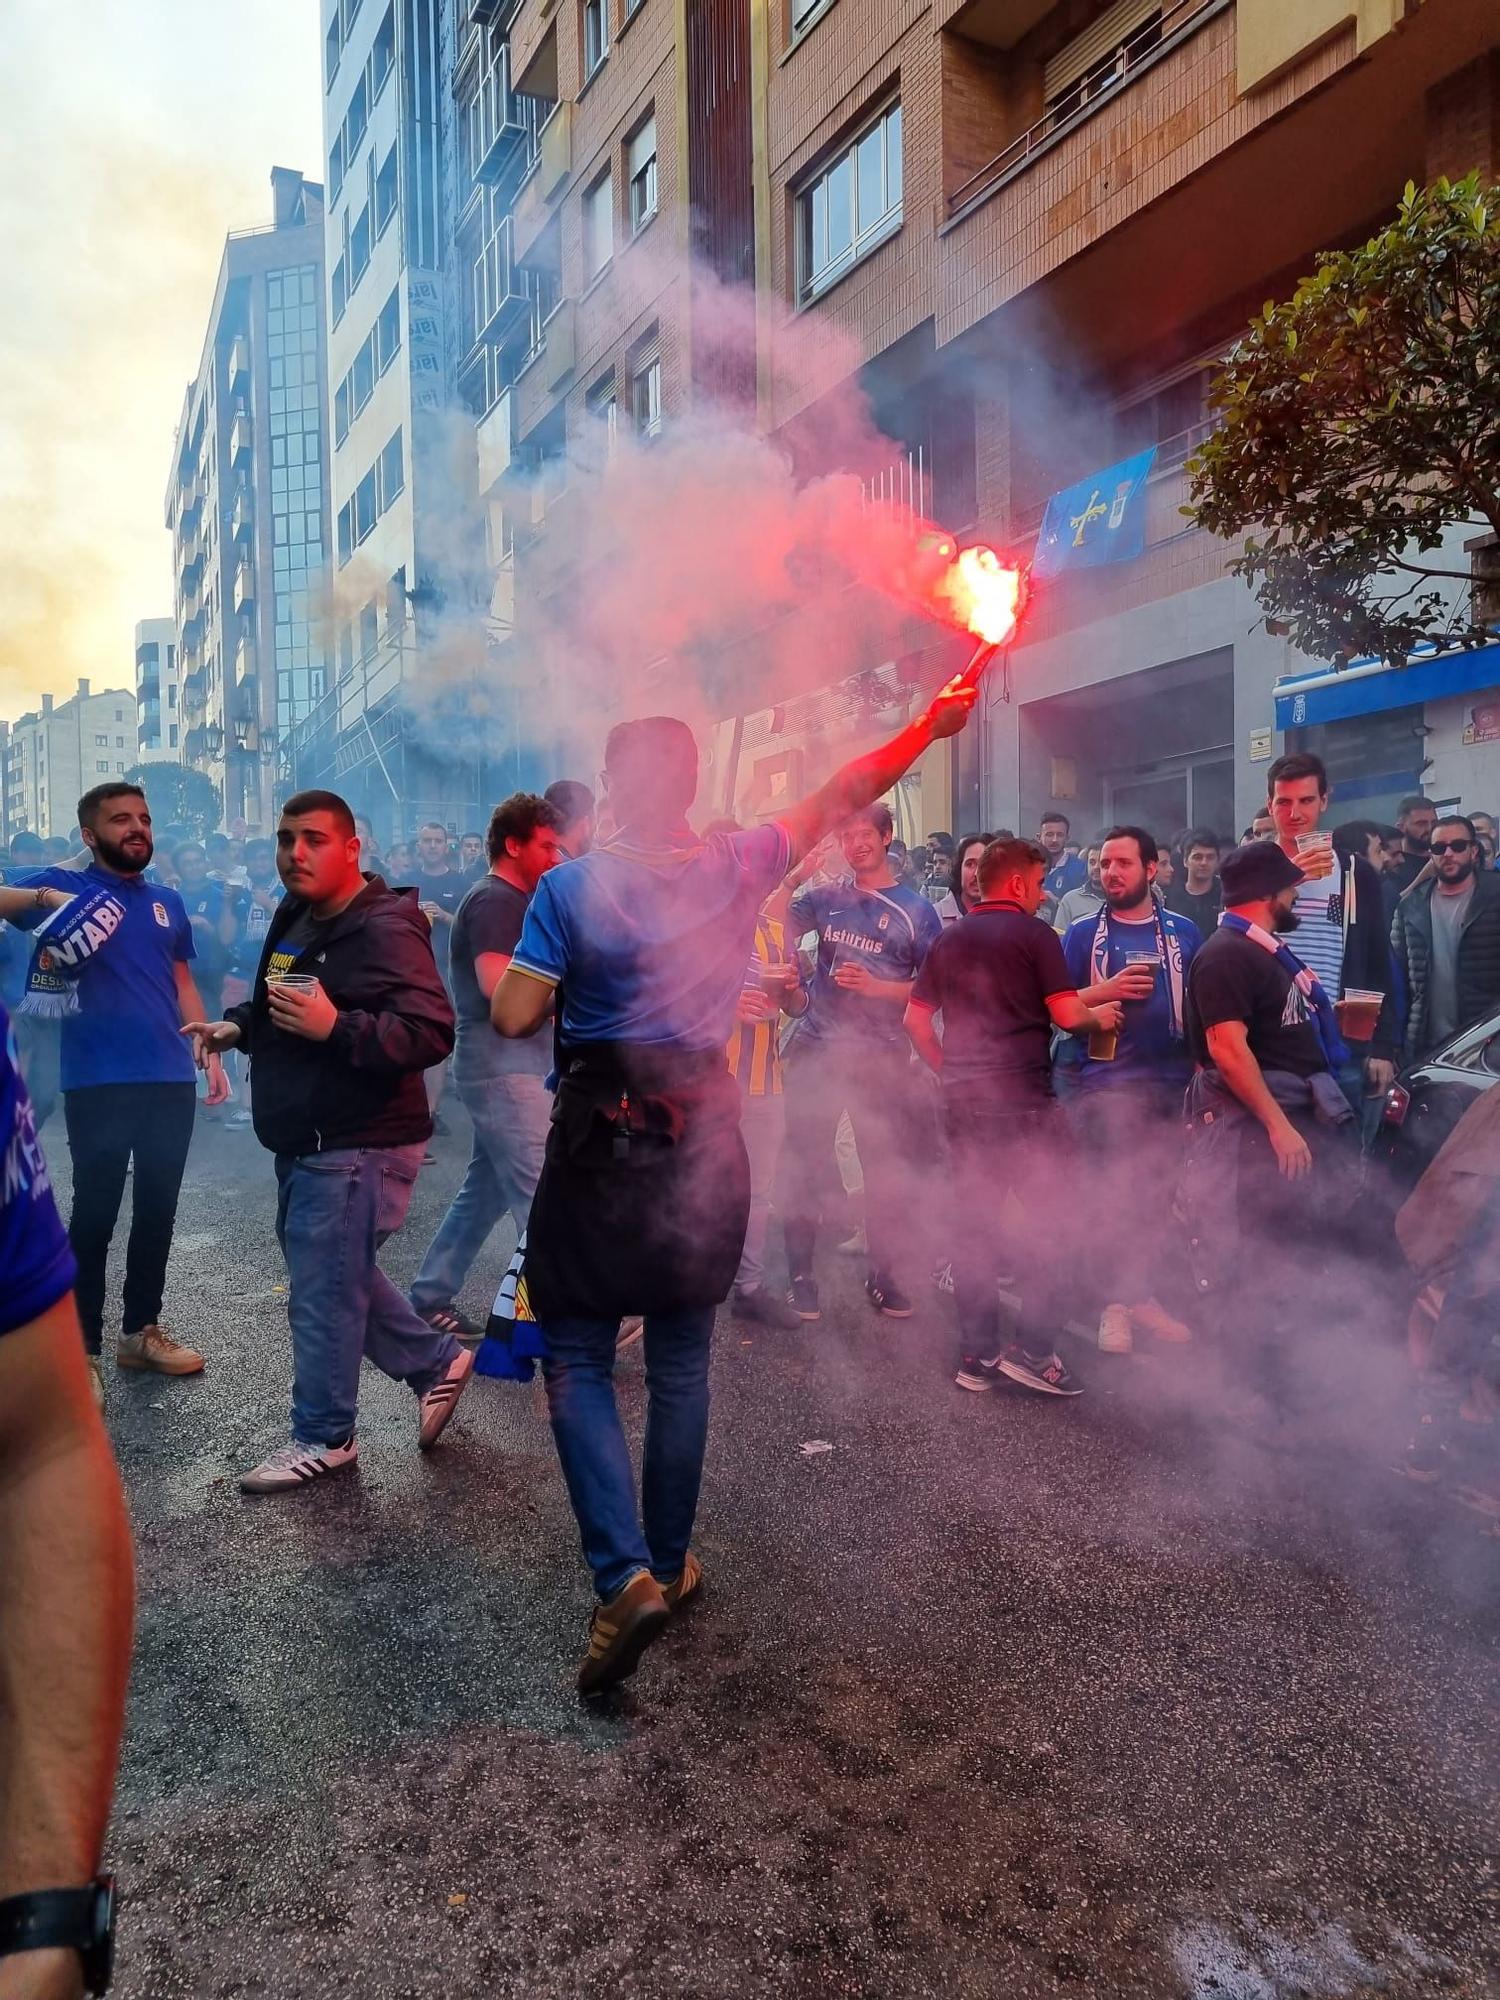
[1289,848,1347,996]
[725,916,788,1098]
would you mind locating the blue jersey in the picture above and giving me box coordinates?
[1044,853,1086,900]
[0,1003,76,1334]
[9,866,197,1090]
[512,822,792,1052]
[790,879,942,1048]
[1059,907,1202,1091]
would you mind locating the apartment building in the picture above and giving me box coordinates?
[3,681,137,842]
[165,167,331,835]
[134,618,182,764]
[465,0,1499,841]
[290,0,500,839]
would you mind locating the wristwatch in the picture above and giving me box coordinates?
[0,1879,116,1994]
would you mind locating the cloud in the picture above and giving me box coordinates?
[0,0,321,718]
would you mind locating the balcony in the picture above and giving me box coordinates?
[470,0,519,24]
[230,481,253,544]
[229,334,250,393]
[946,0,1227,221]
[180,538,204,587]
[181,668,208,717]
[513,103,569,260]
[178,486,203,538]
[233,561,256,616]
[473,219,531,347]
[230,408,253,466]
[467,48,532,186]
[476,389,515,495]
[542,300,576,393]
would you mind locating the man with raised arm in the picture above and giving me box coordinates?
[490,682,977,1697]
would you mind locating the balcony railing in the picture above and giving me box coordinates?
[230,481,253,544]
[230,408,253,465]
[229,334,250,392]
[233,561,256,616]
[467,48,535,187]
[473,218,531,347]
[946,0,1228,221]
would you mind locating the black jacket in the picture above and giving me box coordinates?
[1391,867,1500,1061]
[1323,853,1400,1059]
[224,876,454,1156]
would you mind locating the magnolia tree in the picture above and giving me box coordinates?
[1187,175,1500,666]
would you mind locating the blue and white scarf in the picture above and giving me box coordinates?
[18,884,128,1020]
[476,1228,550,1381]
[1089,898,1187,1038]
[1219,911,1349,1072]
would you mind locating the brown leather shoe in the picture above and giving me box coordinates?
[577,1570,670,1697]
[658,1551,702,1613]
[117,1325,205,1376]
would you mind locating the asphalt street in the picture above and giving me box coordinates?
[53,1101,1500,2000]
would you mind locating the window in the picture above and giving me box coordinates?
[169,724,178,748]
[378,428,404,507]
[95,733,109,745]
[350,205,372,289]
[335,378,351,444]
[332,256,347,324]
[583,172,613,280]
[1044,3,1162,125]
[325,14,341,87]
[353,333,375,412]
[375,143,398,236]
[116,736,125,748]
[791,0,825,28]
[627,117,657,234]
[583,0,608,78]
[329,132,345,204]
[632,349,661,438]
[337,499,354,564]
[346,73,368,156]
[359,600,379,660]
[97,761,110,773]
[371,5,395,98]
[354,469,378,542]
[797,99,901,304]
[377,286,401,371]
[587,373,618,454]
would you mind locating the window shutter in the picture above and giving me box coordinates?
[1044,0,1160,101]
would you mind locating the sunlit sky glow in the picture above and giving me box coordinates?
[0,1,323,721]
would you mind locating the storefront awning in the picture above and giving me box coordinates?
[1274,639,1500,730]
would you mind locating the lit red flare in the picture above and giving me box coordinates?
[938,545,1025,648]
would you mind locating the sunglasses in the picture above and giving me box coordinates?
[1429,839,1473,855]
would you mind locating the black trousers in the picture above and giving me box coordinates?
[64,1082,197,1354]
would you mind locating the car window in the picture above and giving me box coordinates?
[1481,1032,1500,1078]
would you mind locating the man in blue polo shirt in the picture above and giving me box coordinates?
[491,687,977,1697]
[780,803,942,1322]
[0,782,221,1402]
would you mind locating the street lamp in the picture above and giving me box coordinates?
[203,722,225,760]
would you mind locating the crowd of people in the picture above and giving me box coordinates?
[3,701,1499,1715]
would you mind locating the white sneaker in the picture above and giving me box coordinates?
[1097,1303,1134,1354]
[240,1436,358,1494]
[417,1345,475,1451]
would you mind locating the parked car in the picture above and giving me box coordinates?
[1375,1007,1500,1195]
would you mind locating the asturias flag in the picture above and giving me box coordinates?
[1031,447,1157,578]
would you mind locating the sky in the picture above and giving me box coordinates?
[0,1,323,722]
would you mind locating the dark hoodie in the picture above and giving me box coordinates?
[224,875,455,1156]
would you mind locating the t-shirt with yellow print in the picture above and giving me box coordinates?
[725,915,790,1098]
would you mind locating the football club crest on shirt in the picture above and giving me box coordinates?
[153,902,170,928]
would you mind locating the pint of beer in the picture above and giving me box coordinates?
[1335,987,1383,1043]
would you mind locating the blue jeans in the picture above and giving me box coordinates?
[410,1070,551,1313]
[542,1308,716,1600]
[275,1144,462,1446]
